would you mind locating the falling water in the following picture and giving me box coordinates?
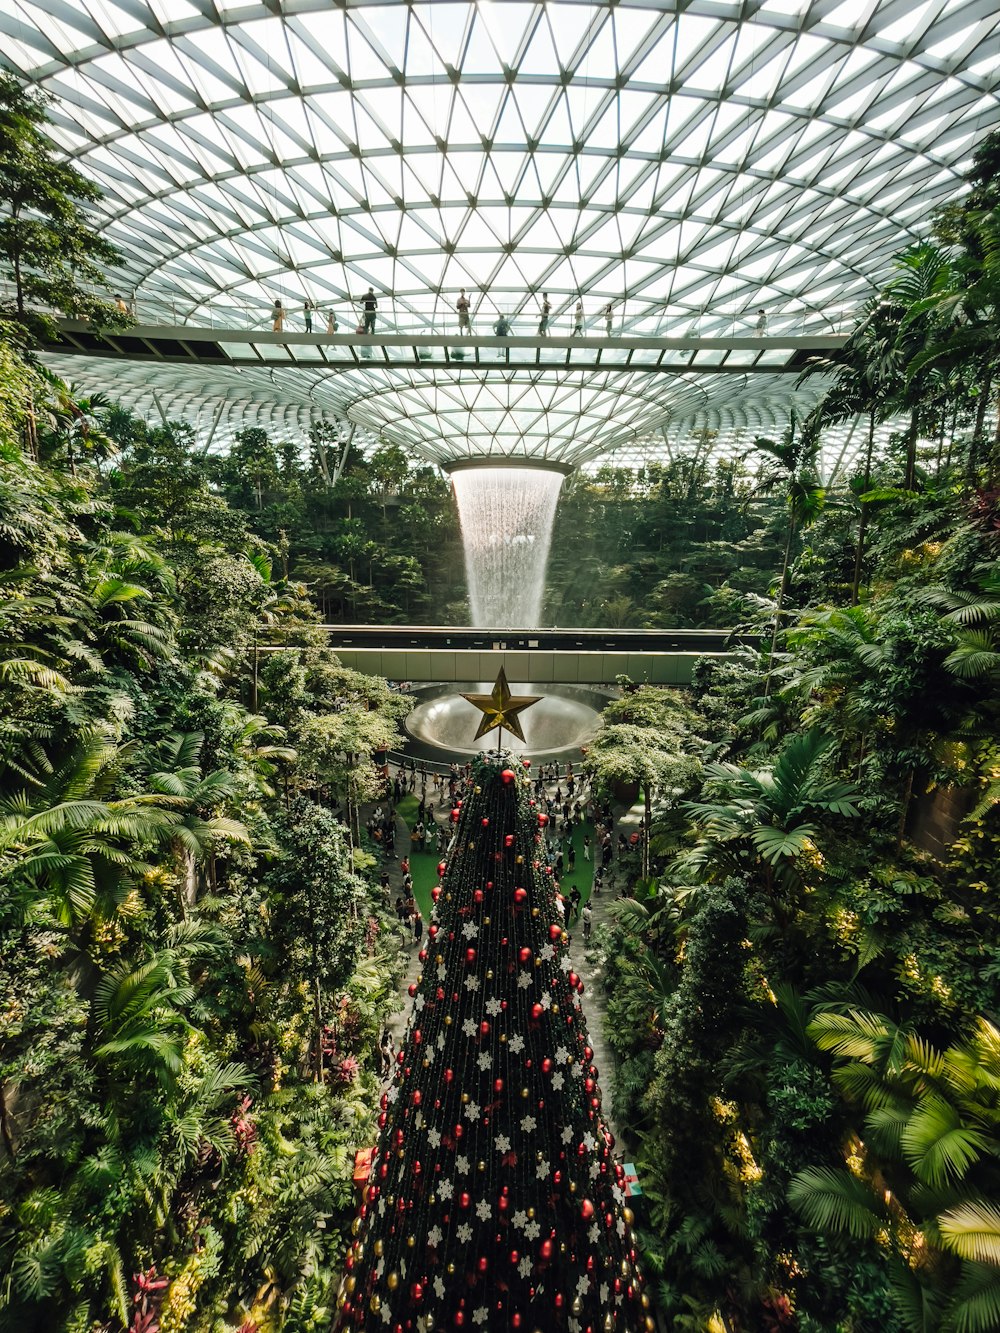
[450,466,566,626]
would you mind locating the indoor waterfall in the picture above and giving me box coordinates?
[450,466,566,627]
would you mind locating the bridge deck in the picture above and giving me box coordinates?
[47,321,844,375]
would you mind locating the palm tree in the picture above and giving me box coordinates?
[804,294,901,600]
[681,729,860,915]
[0,737,178,928]
[746,414,826,693]
[791,1003,1000,1332]
[146,731,250,916]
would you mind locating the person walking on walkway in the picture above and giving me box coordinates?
[602,301,613,336]
[362,287,377,334]
[272,298,284,332]
[456,288,471,333]
[574,299,584,335]
[303,297,314,332]
[326,309,339,333]
[755,307,767,334]
[538,293,551,336]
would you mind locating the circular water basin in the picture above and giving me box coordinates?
[404,683,603,758]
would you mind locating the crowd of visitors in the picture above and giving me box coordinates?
[262,291,771,337]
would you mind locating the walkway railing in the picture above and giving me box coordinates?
[9,282,859,341]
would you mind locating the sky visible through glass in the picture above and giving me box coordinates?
[3,0,999,472]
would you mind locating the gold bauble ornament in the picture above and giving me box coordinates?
[370,1295,380,1313]
[374,1240,384,1257]
[345,1276,356,1294]
[447,1263,456,1275]
[478,1160,486,1171]
[407,1235,416,1248]
[445,1015,452,1025]
[624,1207,635,1226]
[387,1273,399,1291]
[461,1092,470,1104]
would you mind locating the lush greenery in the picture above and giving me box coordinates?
[0,91,416,1328]
[591,130,1000,1333]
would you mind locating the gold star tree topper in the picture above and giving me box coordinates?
[461,668,542,744]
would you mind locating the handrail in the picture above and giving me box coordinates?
[4,281,859,341]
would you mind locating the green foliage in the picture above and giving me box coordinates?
[0,332,406,1329]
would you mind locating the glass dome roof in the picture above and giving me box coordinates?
[4,0,1000,469]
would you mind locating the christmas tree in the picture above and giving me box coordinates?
[336,750,651,1333]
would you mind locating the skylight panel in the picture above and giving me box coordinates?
[518,15,560,77]
[923,24,982,62]
[22,2,96,48]
[823,0,875,31]
[673,14,725,73]
[630,23,679,85]
[737,49,792,100]
[479,3,534,69]
[292,11,350,78]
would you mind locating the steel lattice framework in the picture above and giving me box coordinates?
[3,0,1000,470]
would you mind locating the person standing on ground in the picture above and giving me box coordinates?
[538,292,551,336]
[304,297,314,332]
[582,902,593,942]
[574,299,584,335]
[456,288,471,333]
[583,834,591,862]
[362,286,378,334]
[602,300,613,336]
[272,298,284,332]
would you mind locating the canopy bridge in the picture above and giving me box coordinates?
[46,321,844,377]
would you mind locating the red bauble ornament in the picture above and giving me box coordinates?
[537,813,549,826]
[411,1283,424,1302]
[474,889,483,903]
[408,983,417,996]
[494,1077,504,1092]
[542,1058,552,1073]
[437,861,447,876]
[519,946,532,962]
[450,808,460,822]
[466,947,476,963]
[460,1192,471,1209]
[431,887,441,902]
[480,1019,490,1036]
[504,834,515,847]
[549,924,562,940]
[514,887,528,904]
[540,1238,553,1260]
[581,1198,595,1219]
[413,1029,422,1044]
[531,1003,544,1020]
[412,1090,421,1105]
[501,768,516,784]
[445,1068,454,1082]
[569,971,579,988]
[482,817,489,826]
[478,1256,489,1273]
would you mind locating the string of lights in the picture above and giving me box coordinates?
[336,751,652,1332]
